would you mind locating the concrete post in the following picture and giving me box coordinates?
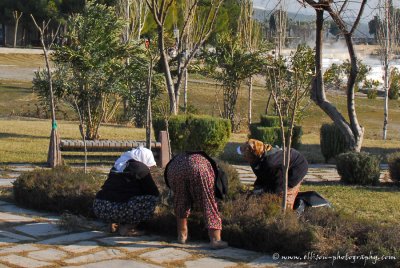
[158,131,171,168]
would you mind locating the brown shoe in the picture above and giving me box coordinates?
[210,240,228,249]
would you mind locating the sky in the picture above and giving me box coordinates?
[252,0,398,22]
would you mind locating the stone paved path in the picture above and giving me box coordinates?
[0,199,296,268]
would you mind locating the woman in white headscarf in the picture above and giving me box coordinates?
[93,147,160,236]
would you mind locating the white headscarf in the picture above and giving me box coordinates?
[113,146,157,172]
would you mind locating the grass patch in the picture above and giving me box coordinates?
[301,183,400,224]
[0,117,147,164]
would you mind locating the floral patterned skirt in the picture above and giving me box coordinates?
[93,195,159,225]
[166,153,222,230]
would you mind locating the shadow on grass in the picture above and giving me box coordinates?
[62,154,117,166]
[0,132,47,139]
[304,180,399,191]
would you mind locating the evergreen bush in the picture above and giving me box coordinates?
[367,89,377,99]
[13,166,105,217]
[387,152,400,182]
[153,115,231,156]
[320,123,349,162]
[389,68,400,100]
[249,124,302,149]
[217,161,243,199]
[336,152,381,185]
[259,115,288,127]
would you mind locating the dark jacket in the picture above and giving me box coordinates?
[251,148,308,193]
[164,151,228,200]
[96,159,160,202]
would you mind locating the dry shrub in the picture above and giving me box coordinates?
[303,208,400,266]
[13,166,105,217]
[221,194,315,254]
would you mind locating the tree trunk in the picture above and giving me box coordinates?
[248,76,253,125]
[47,128,62,168]
[311,9,364,152]
[13,11,22,48]
[146,57,153,149]
[183,68,188,113]
[382,0,390,140]
[383,55,389,140]
[157,29,177,115]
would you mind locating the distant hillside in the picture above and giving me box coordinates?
[253,7,372,38]
[253,7,315,22]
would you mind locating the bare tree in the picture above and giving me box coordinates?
[116,0,149,42]
[237,0,262,125]
[31,15,62,168]
[376,0,400,139]
[145,0,223,115]
[13,10,23,48]
[265,45,314,210]
[301,0,366,151]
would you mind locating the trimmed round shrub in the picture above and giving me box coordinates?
[387,152,400,182]
[13,166,105,217]
[320,123,349,162]
[249,124,302,149]
[336,152,381,185]
[153,114,231,156]
[260,115,288,127]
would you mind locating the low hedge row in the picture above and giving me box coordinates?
[13,166,105,217]
[153,115,231,156]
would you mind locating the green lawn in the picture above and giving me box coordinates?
[301,184,400,224]
[0,117,146,164]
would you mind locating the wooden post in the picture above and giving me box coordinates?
[158,131,170,168]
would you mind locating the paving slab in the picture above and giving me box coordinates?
[185,257,238,268]
[209,247,261,262]
[39,231,106,245]
[0,238,20,244]
[4,173,21,178]
[0,179,15,187]
[247,255,279,267]
[61,241,99,254]
[117,241,165,253]
[0,200,11,206]
[27,248,68,261]
[0,244,40,255]
[0,230,35,242]
[97,235,162,246]
[0,204,49,217]
[0,212,35,223]
[63,259,162,268]
[63,249,125,265]
[14,222,68,238]
[139,247,192,264]
[1,254,53,268]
